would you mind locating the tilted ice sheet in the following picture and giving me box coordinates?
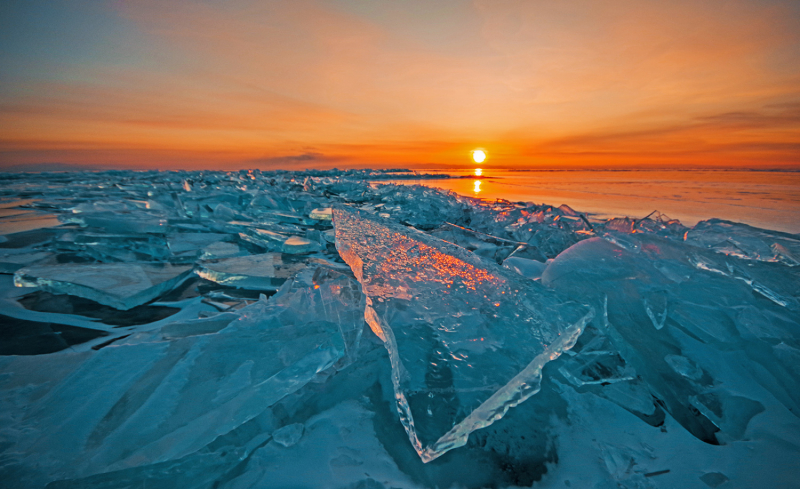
[14,263,193,311]
[333,206,593,462]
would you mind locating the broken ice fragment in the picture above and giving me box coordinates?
[213,203,239,221]
[558,351,635,387]
[599,443,653,481]
[199,241,244,260]
[18,291,182,327]
[332,206,593,462]
[160,313,238,339]
[771,242,799,266]
[77,212,168,234]
[14,263,192,310]
[700,472,730,488]
[322,228,336,243]
[600,380,660,418]
[0,249,51,273]
[272,423,304,447]
[238,228,287,251]
[268,265,366,365]
[167,232,230,254]
[309,207,333,221]
[0,313,109,355]
[262,210,310,225]
[689,391,765,443]
[643,290,668,330]
[196,253,311,290]
[664,354,704,381]
[282,236,321,254]
[557,324,637,387]
[502,256,547,280]
[687,219,800,265]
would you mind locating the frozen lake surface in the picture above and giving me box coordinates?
[1,169,799,488]
[388,169,800,234]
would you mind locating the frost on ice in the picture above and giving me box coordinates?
[333,205,594,462]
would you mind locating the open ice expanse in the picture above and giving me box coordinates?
[1,169,799,489]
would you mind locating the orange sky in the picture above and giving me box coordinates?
[1,0,799,170]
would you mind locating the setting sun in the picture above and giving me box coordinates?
[472,150,486,164]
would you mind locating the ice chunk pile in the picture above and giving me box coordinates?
[0,264,364,488]
[0,168,798,488]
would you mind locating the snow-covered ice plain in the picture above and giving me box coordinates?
[1,169,799,488]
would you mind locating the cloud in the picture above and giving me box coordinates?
[248,152,329,167]
[695,104,800,128]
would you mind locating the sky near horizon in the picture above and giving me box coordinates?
[1,0,799,170]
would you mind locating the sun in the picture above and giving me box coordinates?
[472,150,486,163]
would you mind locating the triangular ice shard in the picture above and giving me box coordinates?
[333,206,594,462]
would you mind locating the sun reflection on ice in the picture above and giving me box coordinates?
[473,180,481,194]
[474,168,482,176]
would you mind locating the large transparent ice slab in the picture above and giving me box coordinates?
[333,206,593,462]
[14,263,192,310]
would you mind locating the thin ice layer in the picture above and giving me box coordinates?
[333,206,593,462]
[14,263,192,311]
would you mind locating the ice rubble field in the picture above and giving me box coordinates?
[0,169,799,489]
